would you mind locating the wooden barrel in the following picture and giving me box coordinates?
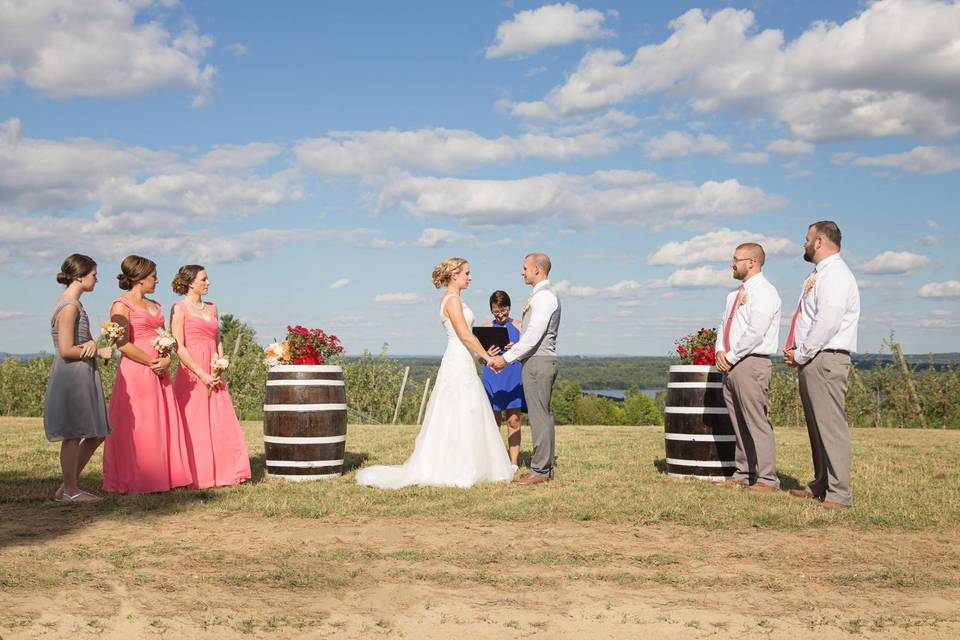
[663,365,736,480]
[263,365,347,481]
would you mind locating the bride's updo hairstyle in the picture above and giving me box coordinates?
[432,257,468,289]
[56,254,97,286]
[172,264,205,295]
[117,255,157,290]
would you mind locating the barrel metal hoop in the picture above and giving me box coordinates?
[263,403,349,412]
[664,406,728,414]
[664,433,737,442]
[665,457,735,467]
[266,459,345,468]
[266,380,345,387]
[667,382,724,389]
[263,435,346,444]
[269,365,343,373]
[267,472,342,481]
[669,365,717,372]
[668,472,728,481]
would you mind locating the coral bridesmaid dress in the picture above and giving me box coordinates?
[103,298,193,493]
[173,301,251,488]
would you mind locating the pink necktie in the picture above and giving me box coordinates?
[722,285,744,352]
[784,268,816,351]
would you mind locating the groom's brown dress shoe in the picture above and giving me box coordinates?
[514,474,549,486]
[788,488,817,500]
[821,500,850,510]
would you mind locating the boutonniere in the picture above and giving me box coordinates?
[804,274,817,296]
[738,291,748,306]
[522,302,531,315]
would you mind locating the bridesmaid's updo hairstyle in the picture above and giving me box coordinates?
[56,254,97,286]
[172,264,205,295]
[117,255,157,290]
[432,257,468,288]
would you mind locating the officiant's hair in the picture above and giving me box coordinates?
[432,257,468,288]
[735,243,765,266]
[172,264,206,295]
[526,252,552,275]
[117,255,157,290]
[490,291,511,308]
[57,254,97,286]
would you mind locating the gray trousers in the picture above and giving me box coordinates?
[521,356,557,477]
[723,356,779,488]
[798,351,853,505]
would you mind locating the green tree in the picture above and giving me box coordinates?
[623,385,661,426]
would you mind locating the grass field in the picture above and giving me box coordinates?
[2,418,960,639]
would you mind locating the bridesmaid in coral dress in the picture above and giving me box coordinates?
[170,265,251,489]
[103,255,193,493]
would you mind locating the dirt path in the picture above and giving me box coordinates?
[1,507,959,639]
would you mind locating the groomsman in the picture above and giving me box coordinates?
[783,221,860,508]
[715,243,782,492]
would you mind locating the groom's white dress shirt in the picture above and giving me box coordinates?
[718,272,781,366]
[793,253,860,365]
[503,279,559,364]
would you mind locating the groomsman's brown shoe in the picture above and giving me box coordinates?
[745,483,777,493]
[514,474,549,486]
[788,488,816,500]
[821,500,850,510]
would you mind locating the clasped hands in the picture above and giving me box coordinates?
[484,344,511,373]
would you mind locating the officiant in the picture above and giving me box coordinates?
[481,290,525,471]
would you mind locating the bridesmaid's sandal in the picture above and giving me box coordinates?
[54,486,64,501]
[56,491,102,504]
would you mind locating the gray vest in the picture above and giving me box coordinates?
[521,285,561,359]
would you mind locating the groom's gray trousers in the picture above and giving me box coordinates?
[522,356,558,477]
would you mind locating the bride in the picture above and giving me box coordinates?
[356,257,515,489]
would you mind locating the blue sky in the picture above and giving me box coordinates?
[1,0,958,356]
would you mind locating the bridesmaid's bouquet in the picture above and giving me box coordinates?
[674,327,717,366]
[263,325,344,367]
[101,322,125,345]
[151,328,178,358]
[209,355,229,396]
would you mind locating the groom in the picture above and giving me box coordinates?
[490,252,561,485]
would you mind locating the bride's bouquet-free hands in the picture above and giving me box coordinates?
[209,355,229,396]
[150,328,178,377]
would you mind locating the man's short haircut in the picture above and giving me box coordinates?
[525,252,552,275]
[810,220,842,248]
[735,242,765,267]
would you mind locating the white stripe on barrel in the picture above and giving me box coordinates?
[665,457,736,468]
[268,365,343,373]
[667,381,724,389]
[263,403,348,412]
[266,459,345,468]
[664,406,728,414]
[266,379,345,387]
[669,472,726,481]
[664,433,736,443]
[263,435,346,445]
[267,472,341,481]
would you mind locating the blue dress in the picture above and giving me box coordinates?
[481,318,526,412]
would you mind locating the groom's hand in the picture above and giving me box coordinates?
[489,355,507,372]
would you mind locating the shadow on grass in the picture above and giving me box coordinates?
[652,457,805,490]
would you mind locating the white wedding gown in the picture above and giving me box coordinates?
[355,295,514,489]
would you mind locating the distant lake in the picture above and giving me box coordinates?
[582,389,659,401]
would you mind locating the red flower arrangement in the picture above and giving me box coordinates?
[264,325,344,366]
[675,327,717,366]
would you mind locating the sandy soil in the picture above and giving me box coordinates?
[1,506,958,639]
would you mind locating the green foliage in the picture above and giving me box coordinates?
[340,346,427,425]
[220,314,267,421]
[623,386,662,426]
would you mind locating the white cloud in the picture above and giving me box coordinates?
[373,292,425,305]
[378,170,786,228]
[787,170,814,180]
[294,127,619,177]
[486,3,614,59]
[858,251,932,275]
[651,266,735,289]
[228,42,248,56]
[0,311,24,320]
[766,139,814,155]
[509,2,960,141]
[329,278,350,290]
[833,146,960,175]
[193,143,283,172]
[644,131,729,160]
[552,279,647,299]
[918,280,960,298]
[648,228,797,266]
[0,0,215,106]
[928,219,940,229]
[414,228,476,248]
[729,151,769,165]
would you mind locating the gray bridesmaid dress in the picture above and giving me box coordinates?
[43,299,111,441]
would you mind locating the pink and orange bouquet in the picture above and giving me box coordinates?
[209,355,229,396]
[675,327,717,366]
[263,325,344,367]
[100,321,125,345]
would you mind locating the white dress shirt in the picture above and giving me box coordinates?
[793,253,860,365]
[718,272,782,365]
[503,279,559,363]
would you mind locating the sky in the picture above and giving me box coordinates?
[1,0,958,356]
